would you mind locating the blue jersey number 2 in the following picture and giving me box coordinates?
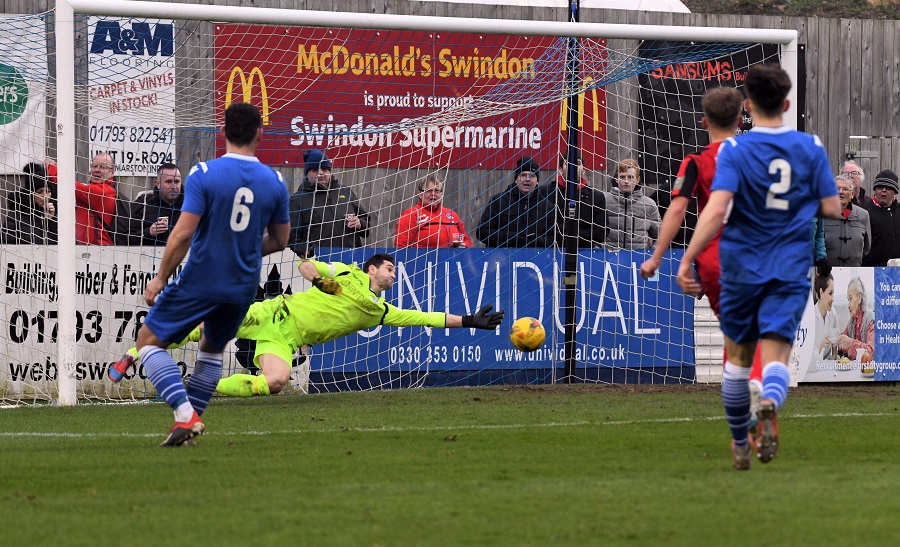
[766,159,791,211]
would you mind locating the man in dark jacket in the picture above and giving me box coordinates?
[862,169,900,266]
[476,156,553,248]
[127,162,184,246]
[548,152,607,248]
[288,149,370,257]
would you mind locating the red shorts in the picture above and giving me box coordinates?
[695,239,721,317]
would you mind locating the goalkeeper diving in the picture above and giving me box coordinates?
[111,253,505,396]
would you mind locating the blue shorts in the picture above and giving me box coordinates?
[718,279,810,344]
[144,283,255,350]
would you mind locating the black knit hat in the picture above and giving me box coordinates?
[514,156,539,180]
[23,162,50,192]
[873,169,899,193]
[303,149,332,176]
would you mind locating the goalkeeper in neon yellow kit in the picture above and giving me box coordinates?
[115,253,505,396]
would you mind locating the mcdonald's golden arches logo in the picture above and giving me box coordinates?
[224,66,270,126]
[560,77,603,133]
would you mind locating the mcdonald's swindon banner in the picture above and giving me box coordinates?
[87,17,176,175]
[215,26,606,169]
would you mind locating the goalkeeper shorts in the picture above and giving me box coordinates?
[235,296,300,369]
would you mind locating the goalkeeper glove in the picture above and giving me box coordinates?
[461,305,504,329]
[312,275,342,296]
[815,258,832,278]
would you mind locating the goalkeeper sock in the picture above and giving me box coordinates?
[125,346,139,362]
[762,361,790,410]
[167,327,202,350]
[216,373,270,397]
[721,361,751,445]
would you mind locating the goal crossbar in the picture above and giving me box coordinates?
[64,0,797,44]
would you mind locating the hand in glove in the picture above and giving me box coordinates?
[461,305,505,329]
[312,275,342,296]
[815,258,832,278]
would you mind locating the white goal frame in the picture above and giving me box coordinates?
[52,0,798,405]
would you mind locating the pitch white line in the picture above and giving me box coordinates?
[0,411,891,439]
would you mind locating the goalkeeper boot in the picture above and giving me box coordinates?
[754,398,779,463]
[747,379,763,440]
[730,437,752,471]
[159,410,205,447]
[109,347,139,383]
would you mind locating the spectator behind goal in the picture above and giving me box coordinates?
[862,169,900,266]
[1,161,58,245]
[477,156,553,248]
[126,162,185,246]
[288,148,370,257]
[395,175,473,248]
[46,153,118,245]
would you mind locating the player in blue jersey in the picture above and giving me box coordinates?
[109,103,291,447]
[676,64,841,470]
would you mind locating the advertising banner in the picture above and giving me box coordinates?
[0,15,47,174]
[88,17,176,176]
[214,26,607,170]
[795,267,900,383]
[2,247,694,390]
[637,43,783,189]
[268,247,695,382]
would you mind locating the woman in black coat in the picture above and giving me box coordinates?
[2,162,58,245]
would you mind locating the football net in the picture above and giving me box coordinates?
[0,1,796,405]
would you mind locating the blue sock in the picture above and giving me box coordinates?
[762,361,790,409]
[139,346,189,411]
[722,361,751,445]
[186,351,223,416]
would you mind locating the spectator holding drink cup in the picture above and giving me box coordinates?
[128,162,184,245]
[288,148,370,257]
[152,215,170,237]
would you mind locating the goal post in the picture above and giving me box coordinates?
[1,0,798,405]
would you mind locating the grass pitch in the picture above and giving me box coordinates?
[1,384,898,546]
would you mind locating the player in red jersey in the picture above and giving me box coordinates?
[641,87,742,311]
[640,87,765,432]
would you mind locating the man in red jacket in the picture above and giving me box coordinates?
[395,176,472,248]
[47,152,118,245]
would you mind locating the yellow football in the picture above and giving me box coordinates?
[510,317,546,352]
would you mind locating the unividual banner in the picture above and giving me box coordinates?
[213,26,607,170]
[288,247,696,383]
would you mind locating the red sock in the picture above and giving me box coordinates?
[749,344,763,383]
